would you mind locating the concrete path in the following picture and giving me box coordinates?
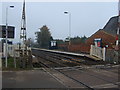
[2,70,66,89]
[2,65,119,89]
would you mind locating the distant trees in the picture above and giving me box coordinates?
[35,25,53,48]
[34,24,88,49]
[79,35,88,43]
[65,35,88,44]
[29,38,37,48]
[54,39,64,44]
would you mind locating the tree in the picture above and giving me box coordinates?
[54,39,64,44]
[70,36,81,44]
[28,38,36,48]
[80,35,87,43]
[65,35,88,44]
[35,25,52,48]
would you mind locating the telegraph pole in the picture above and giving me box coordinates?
[115,0,120,63]
[117,0,120,63]
[116,0,120,48]
[20,0,27,44]
[20,0,28,68]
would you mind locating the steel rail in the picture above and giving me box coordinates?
[32,48,118,89]
[35,56,94,90]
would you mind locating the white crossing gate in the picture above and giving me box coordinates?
[90,45,106,61]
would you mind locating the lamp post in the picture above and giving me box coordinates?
[5,5,14,68]
[64,11,71,51]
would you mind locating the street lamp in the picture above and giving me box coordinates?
[5,5,14,68]
[64,11,71,51]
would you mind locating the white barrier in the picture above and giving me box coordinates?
[3,44,19,57]
[90,45,106,61]
[3,44,31,57]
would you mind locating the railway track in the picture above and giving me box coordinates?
[32,49,105,68]
[34,56,94,89]
[32,49,119,89]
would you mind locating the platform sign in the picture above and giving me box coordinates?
[49,41,58,49]
[94,38,102,47]
[51,41,57,47]
[0,25,15,38]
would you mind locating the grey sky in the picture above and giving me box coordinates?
[0,1,118,43]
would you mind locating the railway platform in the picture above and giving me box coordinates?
[32,48,102,61]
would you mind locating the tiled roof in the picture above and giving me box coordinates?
[103,16,118,36]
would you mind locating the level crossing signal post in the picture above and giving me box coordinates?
[18,0,32,69]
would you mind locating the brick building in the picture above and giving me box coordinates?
[86,29,116,49]
[86,16,118,49]
[58,16,118,53]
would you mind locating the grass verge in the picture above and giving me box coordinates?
[2,57,33,71]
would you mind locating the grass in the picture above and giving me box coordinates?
[2,57,33,71]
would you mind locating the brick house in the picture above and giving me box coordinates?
[86,16,119,63]
[86,29,116,49]
[86,16,118,49]
[58,16,118,53]
[69,16,118,53]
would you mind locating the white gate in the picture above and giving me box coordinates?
[90,45,106,61]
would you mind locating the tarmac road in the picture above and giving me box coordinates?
[2,70,66,89]
[2,65,119,89]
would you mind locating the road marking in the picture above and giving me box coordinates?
[91,83,118,88]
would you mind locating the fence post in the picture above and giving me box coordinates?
[0,52,2,68]
[90,45,93,56]
[103,47,106,61]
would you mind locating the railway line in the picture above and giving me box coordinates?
[31,48,119,89]
[32,53,94,89]
[32,48,105,67]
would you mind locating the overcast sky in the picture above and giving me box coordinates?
[0,0,118,43]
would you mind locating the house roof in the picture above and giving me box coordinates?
[86,30,116,46]
[99,29,116,38]
[103,16,118,36]
[88,29,115,40]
